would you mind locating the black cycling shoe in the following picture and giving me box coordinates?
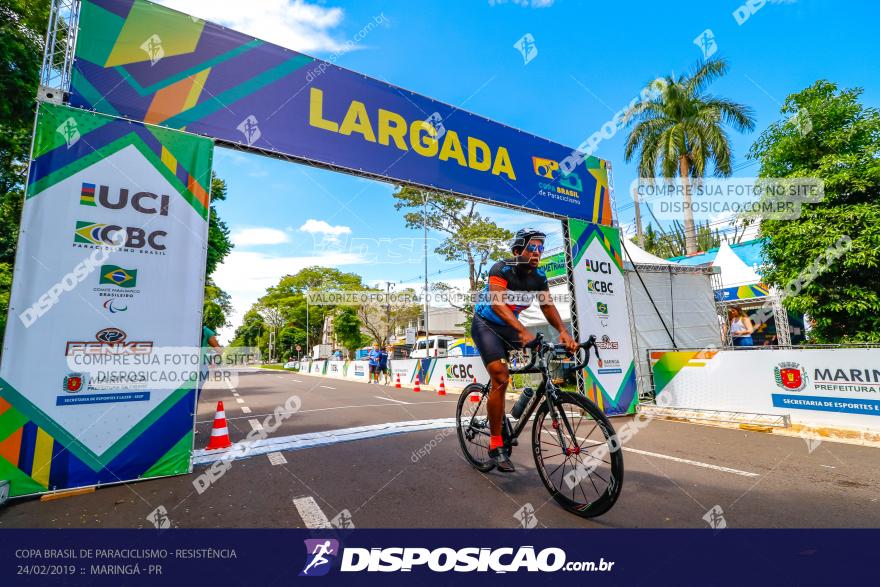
[488,447,515,473]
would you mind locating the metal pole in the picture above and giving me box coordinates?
[306,293,310,358]
[632,186,645,249]
[422,192,430,355]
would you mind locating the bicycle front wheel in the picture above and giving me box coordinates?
[455,383,495,472]
[531,392,623,518]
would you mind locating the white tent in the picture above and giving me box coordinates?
[519,237,721,400]
[712,242,761,288]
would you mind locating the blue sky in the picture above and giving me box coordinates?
[162,0,879,340]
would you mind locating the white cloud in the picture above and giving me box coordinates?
[231,227,290,246]
[213,249,366,343]
[157,0,349,53]
[300,219,351,235]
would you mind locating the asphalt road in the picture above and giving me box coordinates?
[2,368,879,529]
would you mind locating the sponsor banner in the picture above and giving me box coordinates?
[1,528,876,583]
[327,361,345,377]
[569,220,637,415]
[345,361,371,382]
[425,358,488,389]
[0,102,212,497]
[70,0,612,224]
[714,283,770,302]
[311,361,327,375]
[538,251,567,280]
[652,348,880,429]
[389,359,419,385]
[299,359,310,371]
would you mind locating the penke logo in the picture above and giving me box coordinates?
[99,265,137,288]
[300,539,339,576]
[775,361,807,392]
[65,328,153,356]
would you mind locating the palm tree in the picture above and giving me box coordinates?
[624,58,756,255]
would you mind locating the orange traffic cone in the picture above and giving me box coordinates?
[206,400,232,450]
[395,373,401,389]
[438,376,446,396]
[414,374,421,393]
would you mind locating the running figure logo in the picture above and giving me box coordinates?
[300,539,340,577]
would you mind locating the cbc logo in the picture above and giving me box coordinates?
[588,279,614,294]
[446,364,475,380]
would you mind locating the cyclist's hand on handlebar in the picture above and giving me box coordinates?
[558,331,579,355]
[519,329,536,349]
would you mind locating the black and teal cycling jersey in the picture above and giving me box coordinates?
[474,260,549,326]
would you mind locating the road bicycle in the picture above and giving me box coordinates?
[455,333,623,518]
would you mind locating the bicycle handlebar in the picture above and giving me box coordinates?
[507,333,599,374]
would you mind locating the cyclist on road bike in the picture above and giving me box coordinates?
[471,228,578,472]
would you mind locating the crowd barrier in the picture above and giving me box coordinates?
[287,357,489,390]
[651,347,880,432]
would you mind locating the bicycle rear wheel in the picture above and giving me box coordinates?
[455,383,495,472]
[531,391,623,518]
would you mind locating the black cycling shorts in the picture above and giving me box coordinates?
[471,313,521,366]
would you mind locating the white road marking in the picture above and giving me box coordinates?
[232,392,240,397]
[241,406,252,414]
[623,447,758,477]
[542,430,759,478]
[375,396,409,404]
[193,418,459,465]
[248,419,263,432]
[267,452,287,466]
[235,398,245,404]
[194,400,457,425]
[291,379,303,383]
[293,496,332,529]
[319,385,336,390]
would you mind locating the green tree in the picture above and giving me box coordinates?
[624,58,756,254]
[333,306,369,354]
[750,81,880,343]
[392,187,512,292]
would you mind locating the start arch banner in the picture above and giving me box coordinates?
[0,103,213,497]
[69,0,612,224]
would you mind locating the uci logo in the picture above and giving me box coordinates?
[531,156,583,192]
[585,259,612,274]
[80,182,170,216]
[446,363,475,380]
[588,279,614,294]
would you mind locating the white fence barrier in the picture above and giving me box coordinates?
[652,348,880,431]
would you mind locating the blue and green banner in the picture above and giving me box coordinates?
[0,103,212,497]
[70,0,612,224]
[569,220,637,416]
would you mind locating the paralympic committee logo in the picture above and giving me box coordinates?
[775,361,808,392]
[300,539,340,577]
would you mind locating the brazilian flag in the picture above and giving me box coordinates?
[100,265,137,288]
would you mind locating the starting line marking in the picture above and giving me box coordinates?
[193,418,459,465]
[375,396,410,404]
[293,496,332,529]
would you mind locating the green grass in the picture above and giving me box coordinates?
[260,363,294,371]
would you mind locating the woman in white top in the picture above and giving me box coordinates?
[727,307,754,347]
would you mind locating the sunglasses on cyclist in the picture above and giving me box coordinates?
[525,244,544,253]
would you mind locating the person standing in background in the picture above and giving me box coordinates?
[379,345,391,384]
[368,343,381,384]
[728,307,755,347]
